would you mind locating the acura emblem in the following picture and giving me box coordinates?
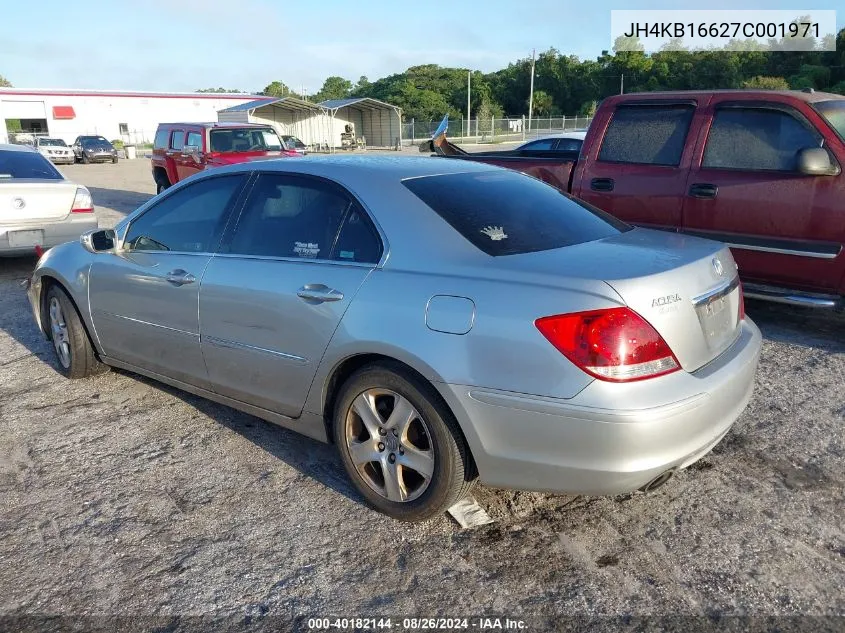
[11,197,25,210]
[712,257,724,277]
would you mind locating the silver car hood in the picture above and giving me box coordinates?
[495,228,743,373]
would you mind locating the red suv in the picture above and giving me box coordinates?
[151,122,300,193]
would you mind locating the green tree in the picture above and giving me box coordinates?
[0,74,11,87]
[196,87,243,93]
[313,76,353,102]
[353,76,371,94]
[261,81,291,98]
[742,76,790,90]
[530,90,553,116]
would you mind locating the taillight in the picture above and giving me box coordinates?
[738,282,746,321]
[71,187,93,213]
[535,307,680,383]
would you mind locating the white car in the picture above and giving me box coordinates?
[516,130,587,152]
[35,137,75,165]
[0,144,97,256]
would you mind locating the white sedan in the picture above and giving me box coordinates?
[0,144,97,256]
[34,137,75,165]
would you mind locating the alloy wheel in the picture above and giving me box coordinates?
[49,297,71,369]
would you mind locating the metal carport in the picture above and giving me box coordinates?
[217,97,330,148]
[319,98,402,149]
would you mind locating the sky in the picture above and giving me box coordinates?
[2,0,842,94]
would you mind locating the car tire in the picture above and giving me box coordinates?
[112,156,118,164]
[82,154,90,164]
[333,363,475,522]
[156,180,170,195]
[45,285,106,379]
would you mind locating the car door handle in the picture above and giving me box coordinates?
[689,183,718,199]
[590,178,614,192]
[165,269,196,286]
[297,284,344,303]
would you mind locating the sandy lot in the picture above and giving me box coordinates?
[0,158,843,631]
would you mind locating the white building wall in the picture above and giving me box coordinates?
[0,90,259,145]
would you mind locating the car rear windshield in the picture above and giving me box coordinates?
[0,151,62,180]
[210,128,283,152]
[814,100,845,142]
[402,170,631,256]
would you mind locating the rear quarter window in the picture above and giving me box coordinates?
[402,170,630,257]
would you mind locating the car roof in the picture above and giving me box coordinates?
[157,122,272,129]
[612,89,845,104]
[0,143,37,152]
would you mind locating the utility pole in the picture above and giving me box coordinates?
[527,49,536,134]
[620,74,624,95]
[467,70,471,140]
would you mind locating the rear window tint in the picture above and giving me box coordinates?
[599,105,694,166]
[402,171,630,257]
[0,150,62,180]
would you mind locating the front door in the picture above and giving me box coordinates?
[165,128,184,184]
[199,172,383,417]
[89,173,247,387]
[574,100,700,230]
[175,130,205,181]
[682,97,845,293]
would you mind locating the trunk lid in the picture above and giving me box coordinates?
[0,180,78,223]
[502,228,743,372]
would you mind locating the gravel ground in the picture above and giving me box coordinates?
[0,160,843,632]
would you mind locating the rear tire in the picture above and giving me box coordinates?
[45,285,106,379]
[333,363,475,522]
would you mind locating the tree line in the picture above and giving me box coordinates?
[250,27,845,121]
[3,25,843,122]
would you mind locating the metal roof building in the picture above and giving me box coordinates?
[319,97,402,149]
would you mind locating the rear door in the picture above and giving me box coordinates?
[199,172,382,417]
[682,96,845,293]
[574,100,700,230]
[165,128,184,184]
[89,173,247,388]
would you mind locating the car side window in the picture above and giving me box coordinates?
[226,174,352,260]
[524,139,556,150]
[170,130,185,151]
[186,131,202,148]
[332,205,383,264]
[556,138,583,152]
[124,175,244,253]
[153,129,169,150]
[598,104,694,166]
[702,107,821,171]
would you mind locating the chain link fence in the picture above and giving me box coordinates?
[401,115,593,146]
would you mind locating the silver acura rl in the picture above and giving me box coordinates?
[26,156,762,521]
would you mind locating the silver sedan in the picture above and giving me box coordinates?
[26,156,762,521]
[1,144,97,256]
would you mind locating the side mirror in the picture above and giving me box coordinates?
[80,228,116,253]
[796,147,840,176]
[182,144,199,156]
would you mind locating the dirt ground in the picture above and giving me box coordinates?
[0,159,843,632]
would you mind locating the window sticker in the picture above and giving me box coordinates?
[293,241,320,258]
[339,250,355,259]
[480,225,508,241]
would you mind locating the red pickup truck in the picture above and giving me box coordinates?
[151,122,300,194]
[426,90,845,309]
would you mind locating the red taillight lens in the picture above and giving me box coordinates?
[738,282,746,321]
[70,187,93,213]
[535,307,680,382]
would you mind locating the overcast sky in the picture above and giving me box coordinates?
[3,0,842,93]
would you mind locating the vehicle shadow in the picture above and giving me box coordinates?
[110,368,365,506]
[87,187,153,216]
[0,256,56,365]
[746,300,845,351]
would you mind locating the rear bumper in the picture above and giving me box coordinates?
[437,318,762,495]
[0,217,98,255]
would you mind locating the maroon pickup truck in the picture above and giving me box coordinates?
[425,90,845,309]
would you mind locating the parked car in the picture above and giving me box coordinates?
[0,144,97,256]
[281,135,308,155]
[35,137,75,165]
[425,90,845,310]
[151,122,301,194]
[72,136,118,164]
[26,156,761,521]
[515,130,587,153]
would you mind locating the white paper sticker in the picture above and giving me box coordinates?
[293,241,320,258]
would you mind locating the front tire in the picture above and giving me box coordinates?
[333,363,475,522]
[112,156,118,164]
[46,285,105,379]
[81,154,90,164]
